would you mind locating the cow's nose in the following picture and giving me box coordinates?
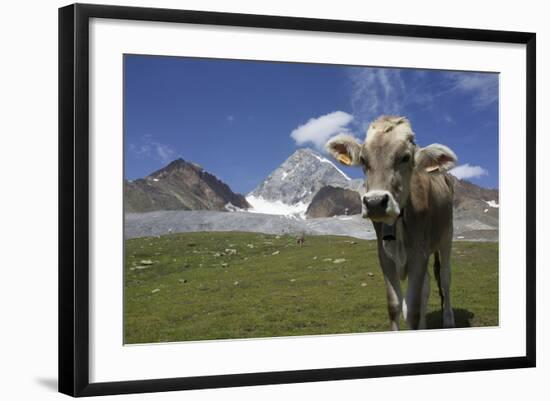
[363,194,389,214]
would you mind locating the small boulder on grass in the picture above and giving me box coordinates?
[272,251,280,256]
[140,259,154,265]
[333,258,346,264]
[151,288,160,294]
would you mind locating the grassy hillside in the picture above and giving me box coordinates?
[124,232,498,344]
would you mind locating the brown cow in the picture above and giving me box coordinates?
[326,115,456,330]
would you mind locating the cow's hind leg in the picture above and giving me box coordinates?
[419,270,430,329]
[433,251,444,311]
[440,242,455,328]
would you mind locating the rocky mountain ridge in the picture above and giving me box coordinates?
[124,158,250,213]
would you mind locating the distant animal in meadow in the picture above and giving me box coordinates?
[296,232,305,246]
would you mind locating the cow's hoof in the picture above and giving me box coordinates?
[443,309,455,328]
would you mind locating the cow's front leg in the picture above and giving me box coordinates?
[405,254,429,330]
[382,268,402,331]
[377,243,402,331]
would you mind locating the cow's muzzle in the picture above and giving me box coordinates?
[362,190,401,224]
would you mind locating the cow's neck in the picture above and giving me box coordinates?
[381,196,424,280]
[381,216,408,280]
[380,210,404,241]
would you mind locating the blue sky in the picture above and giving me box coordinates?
[124,55,499,193]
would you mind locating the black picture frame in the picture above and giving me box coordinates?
[59,3,536,397]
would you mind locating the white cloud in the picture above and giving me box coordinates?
[449,163,489,180]
[226,115,235,122]
[349,68,406,129]
[290,111,354,151]
[154,143,176,164]
[442,113,455,124]
[444,72,498,108]
[129,135,178,165]
[129,144,150,156]
[347,69,498,132]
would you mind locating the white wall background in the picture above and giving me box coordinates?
[0,0,546,399]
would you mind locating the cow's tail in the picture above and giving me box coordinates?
[433,251,444,311]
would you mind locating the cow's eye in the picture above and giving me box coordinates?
[400,154,411,164]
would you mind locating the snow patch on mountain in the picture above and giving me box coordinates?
[311,153,351,181]
[224,202,246,212]
[246,195,308,219]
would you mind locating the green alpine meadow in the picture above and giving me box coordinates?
[124,232,498,344]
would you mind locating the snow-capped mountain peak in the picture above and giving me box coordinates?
[246,148,362,217]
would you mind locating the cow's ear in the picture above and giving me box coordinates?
[415,144,457,172]
[325,134,363,167]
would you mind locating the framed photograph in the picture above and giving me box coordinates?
[59,3,536,397]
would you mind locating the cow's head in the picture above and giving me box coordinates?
[325,115,457,225]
